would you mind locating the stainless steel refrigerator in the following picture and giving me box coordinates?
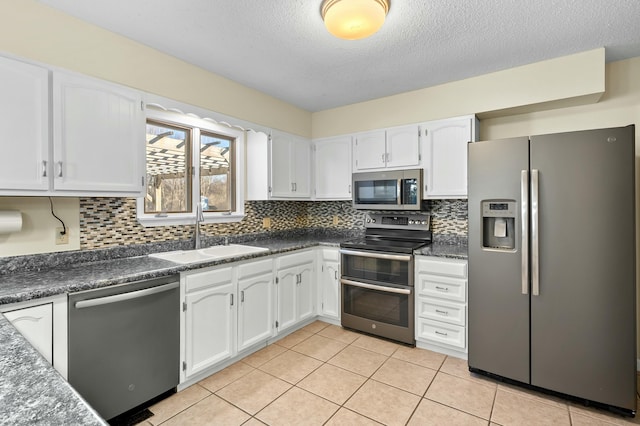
[468,125,636,415]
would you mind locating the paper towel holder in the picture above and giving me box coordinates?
[0,210,23,234]
[481,200,516,251]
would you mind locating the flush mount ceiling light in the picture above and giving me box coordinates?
[321,0,390,40]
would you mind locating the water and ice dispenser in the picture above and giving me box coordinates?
[482,200,516,250]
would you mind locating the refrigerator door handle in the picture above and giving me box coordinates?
[531,169,540,296]
[521,170,529,295]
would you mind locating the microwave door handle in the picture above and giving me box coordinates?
[397,178,402,205]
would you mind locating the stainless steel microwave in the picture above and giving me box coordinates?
[352,169,423,210]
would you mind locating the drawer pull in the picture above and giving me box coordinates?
[435,330,448,336]
[435,309,449,316]
[435,286,449,292]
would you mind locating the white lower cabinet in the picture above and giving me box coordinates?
[317,248,340,321]
[1,295,68,378]
[237,259,274,352]
[415,256,468,357]
[275,250,315,334]
[182,267,236,380]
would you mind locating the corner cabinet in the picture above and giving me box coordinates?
[270,130,311,199]
[52,71,145,196]
[415,256,468,358]
[420,115,479,199]
[275,250,315,334]
[353,125,420,171]
[313,136,352,200]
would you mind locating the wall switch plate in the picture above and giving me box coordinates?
[332,215,340,225]
[263,217,271,229]
[55,227,69,245]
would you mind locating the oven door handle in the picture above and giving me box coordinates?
[339,249,412,262]
[341,279,412,295]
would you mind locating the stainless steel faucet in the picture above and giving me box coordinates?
[194,204,205,249]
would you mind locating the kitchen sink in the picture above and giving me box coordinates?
[148,244,269,265]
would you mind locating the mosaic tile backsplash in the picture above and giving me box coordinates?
[79,198,467,250]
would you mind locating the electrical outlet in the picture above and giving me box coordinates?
[263,217,271,229]
[55,227,69,245]
[332,215,340,225]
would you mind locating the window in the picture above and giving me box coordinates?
[138,109,244,226]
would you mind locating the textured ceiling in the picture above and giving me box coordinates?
[38,0,640,112]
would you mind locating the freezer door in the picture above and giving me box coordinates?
[468,137,531,383]
[530,126,636,411]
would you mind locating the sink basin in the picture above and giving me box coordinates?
[149,244,269,265]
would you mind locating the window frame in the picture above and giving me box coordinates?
[137,108,245,227]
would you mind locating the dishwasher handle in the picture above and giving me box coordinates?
[74,281,179,309]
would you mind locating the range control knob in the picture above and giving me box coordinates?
[371,219,376,223]
[421,220,427,225]
[366,219,371,223]
[409,220,415,224]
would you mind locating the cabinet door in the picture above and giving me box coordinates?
[238,269,273,352]
[52,71,144,195]
[353,130,386,171]
[297,261,315,322]
[422,117,473,198]
[386,125,420,168]
[4,303,53,363]
[276,265,298,333]
[246,131,270,200]
[0,57,50,193]
[319,260,340,320]
[314,136,352,200]
[292,136,311,197]
[184,281,235,378]
[270,132,293,197]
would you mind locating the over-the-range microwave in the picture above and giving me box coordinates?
[352,169,423,210]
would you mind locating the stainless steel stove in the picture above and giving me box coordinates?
[340,213,431,345]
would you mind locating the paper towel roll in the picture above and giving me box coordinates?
[0,210,23,234]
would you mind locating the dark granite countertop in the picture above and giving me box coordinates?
[0,229,466,424]
[0,316,106,425]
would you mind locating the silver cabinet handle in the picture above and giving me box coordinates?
[334,270,338,280]
[74,282,179,309]
[531,169,540,296]
[381,153,385,163]
[386,153,390,163]
[230,293,234,306]
[521,170,529,295]
[341,279,411,295]
[294,182,297,192]
[435,309,449,316]
[348,184,351,194]
[57,161,63,177]
[42,161,47,177]
[339,248,411,262]
[291,182,294,192]
[240,290,244,303]
[435,286,449,292]
[435,330,448,336]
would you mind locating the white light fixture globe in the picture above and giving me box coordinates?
[321,0,390,40]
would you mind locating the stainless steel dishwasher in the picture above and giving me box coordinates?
[68,275,180,421]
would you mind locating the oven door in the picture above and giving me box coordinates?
[341,279,415,345]
[340,249,414,287]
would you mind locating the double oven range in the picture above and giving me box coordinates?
[340,213,431,346]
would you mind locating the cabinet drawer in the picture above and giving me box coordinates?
[238,259,273,280]
[417,274,466,303]
[416,318,465,349]
[416,257,467,278]
[184,267,234,292]
[417,297,465,326]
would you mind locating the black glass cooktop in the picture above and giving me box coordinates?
[340,237,429,254]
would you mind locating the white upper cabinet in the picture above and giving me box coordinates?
[53,71,145,196]
[270,130,311,199]
[0,57,50,193]
[420,115,479,199]
[313,135,352,200]
[353,125,420,171]
[386,125,421,169]
[246,131,270,200]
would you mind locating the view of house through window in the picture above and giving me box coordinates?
[144,119,236,216]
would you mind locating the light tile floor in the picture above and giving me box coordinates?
[137,321,640,425]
